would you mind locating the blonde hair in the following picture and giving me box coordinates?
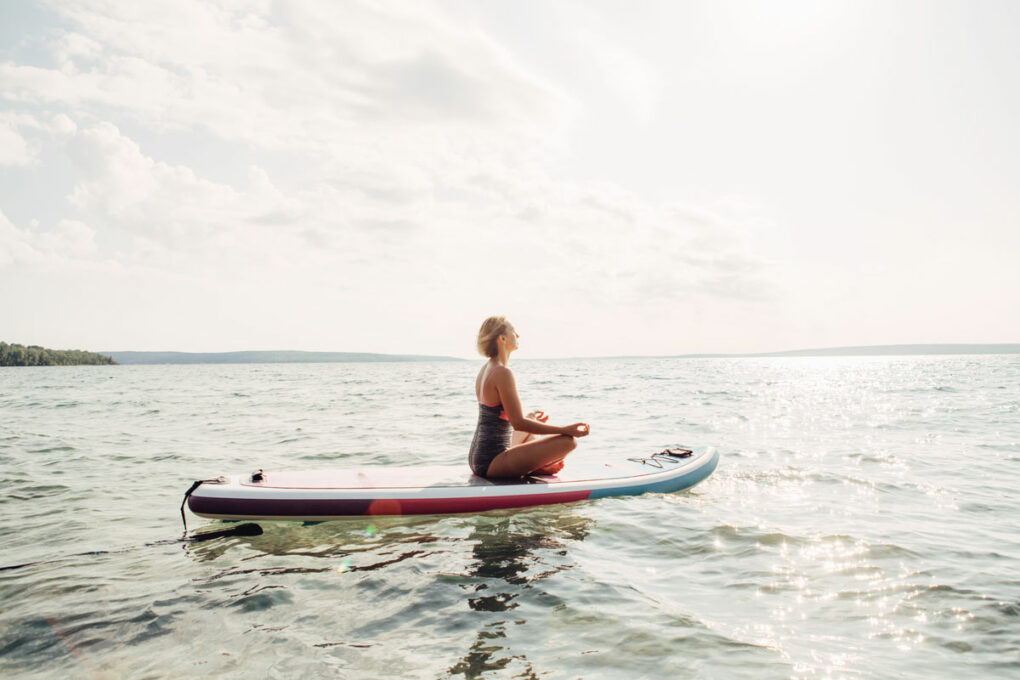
[477,316,512,358]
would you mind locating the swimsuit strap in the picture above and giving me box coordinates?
[478,362,500,407]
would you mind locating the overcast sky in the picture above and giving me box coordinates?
[1,0,1017,358]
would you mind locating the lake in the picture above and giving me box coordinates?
[1,355,1018,678]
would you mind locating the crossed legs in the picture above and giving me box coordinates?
[485,434,576,479]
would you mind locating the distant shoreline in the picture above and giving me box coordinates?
[105,343,1020,365]
[753,343,1020,358]
[105,350,464,365]
[0,342,116,367]
[593,343,1020,360]
[4,343,1016,367]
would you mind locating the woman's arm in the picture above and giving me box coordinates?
[495,368,589,437]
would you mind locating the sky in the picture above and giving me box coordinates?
[1,0,1018,358]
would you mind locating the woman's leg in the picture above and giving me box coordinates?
[485,435,577,479]
[510,431,565,474]
[511,429,534,446]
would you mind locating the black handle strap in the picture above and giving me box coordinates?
[181,479,224,536]
[628,447,694,468]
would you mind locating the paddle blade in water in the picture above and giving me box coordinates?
[188,523,263,542]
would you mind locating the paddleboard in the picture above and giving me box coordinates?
[186,445,718,520]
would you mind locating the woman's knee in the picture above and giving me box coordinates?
[561,435,577,453]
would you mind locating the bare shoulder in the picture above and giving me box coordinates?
[489,364,514,384]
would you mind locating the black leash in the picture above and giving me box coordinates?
[180,476,263,542]
[180,477,231,536]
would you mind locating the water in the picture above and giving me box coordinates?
[1,356,1018,678]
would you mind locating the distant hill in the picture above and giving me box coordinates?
[40,343,1020,366]
[106,350,464,365]
[596,343,1020,360]
[752,344,1020,357]
[1,342,117,366]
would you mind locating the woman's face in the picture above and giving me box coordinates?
[504,326,520,352]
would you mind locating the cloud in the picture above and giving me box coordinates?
[0,210,35,265]
[35,219,97,256]
[4,0,566,158]
[49,120,435,283]
[566,20,663,125]
[65,122,168,216]
[0,0,776,354]
[0,114,37,165]
[0,210,97,265]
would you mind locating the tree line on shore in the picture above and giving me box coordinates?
[0,342,117,366]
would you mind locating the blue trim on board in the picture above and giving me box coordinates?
[587,448,719,499]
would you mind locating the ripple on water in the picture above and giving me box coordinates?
[9,485,72,502]
[26,445,75,454]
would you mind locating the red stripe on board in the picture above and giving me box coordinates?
[191,489,595,518]
[368,490,593,516]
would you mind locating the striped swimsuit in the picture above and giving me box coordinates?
[468,364,511,477]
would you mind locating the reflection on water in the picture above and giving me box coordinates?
[168,509,585,673]
[449,512,593,678]
[183,510,595,679]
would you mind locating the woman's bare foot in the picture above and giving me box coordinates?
[534,460,564,475]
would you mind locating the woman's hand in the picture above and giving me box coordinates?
[527,410,549,423]
[560,423,590,438]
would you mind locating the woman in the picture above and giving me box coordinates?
[468,316,589,478]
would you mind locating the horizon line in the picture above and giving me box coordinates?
[97,342,1020,364]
